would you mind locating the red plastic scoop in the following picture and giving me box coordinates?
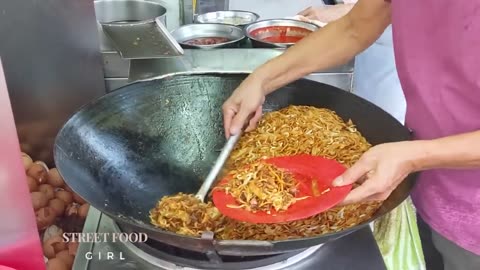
[212,154,352,224]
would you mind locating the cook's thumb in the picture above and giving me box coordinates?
[298,6,313,16]
[333,161,370,186]
[229,107,254,135]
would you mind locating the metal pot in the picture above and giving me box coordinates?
[94,0,183,58]
[245,19,319,48]
[171,24,245,49]
[94,0,167,25]
[95,0,167,50]
[195,10,260,28]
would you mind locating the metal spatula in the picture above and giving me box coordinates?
[195,118,251,202]
[195,132,242,201]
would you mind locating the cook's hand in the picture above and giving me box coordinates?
[298,6,325,21]
[222,77,265,138]
[298,4,354,23]
[333,141,420,205]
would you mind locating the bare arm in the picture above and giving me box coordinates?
[335,130,480,204]
[222,0,391,136]
[254,0,391,95]
[413,131,480,170]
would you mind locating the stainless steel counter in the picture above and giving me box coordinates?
[103,49,354,92]
[129,49,352,79]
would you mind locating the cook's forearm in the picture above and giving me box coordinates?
[411,131,480,171]
[255,0,391,95]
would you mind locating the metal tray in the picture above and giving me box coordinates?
[101,17,184,59]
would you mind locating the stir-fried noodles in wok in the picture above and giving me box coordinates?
[217,161,307,213]
[150,105,382,240]
[151,193,225,236]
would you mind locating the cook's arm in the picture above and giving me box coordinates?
[334,130,480,204]
[412,131,480,171]
[254,0,391,95]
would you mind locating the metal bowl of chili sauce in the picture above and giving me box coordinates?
[245,19,319,48]
[171,23,245,49]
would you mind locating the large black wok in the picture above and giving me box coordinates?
[54,72,415,256]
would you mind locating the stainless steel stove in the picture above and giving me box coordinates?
[74,208,387,270]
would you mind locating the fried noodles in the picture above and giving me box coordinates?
[227,106,370,169]
[149,193,225,237]
[149,105,383,240]
[218,162,305,213]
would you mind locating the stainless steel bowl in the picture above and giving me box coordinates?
[95,0,166,25]
[171,24,245,49]
[95,0,168,51]
[245,19,319,48]
[94,0,183,58]
[195,10,260,27]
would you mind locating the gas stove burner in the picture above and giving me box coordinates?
[77,210,386,269]
[112,222,322,270]
[124,239,321,270]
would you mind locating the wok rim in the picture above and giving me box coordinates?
[53,71,415,246]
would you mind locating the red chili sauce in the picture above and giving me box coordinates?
[250,26,312,44]
[183,37,230,46]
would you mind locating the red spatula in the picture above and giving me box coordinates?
[212,154,352,224]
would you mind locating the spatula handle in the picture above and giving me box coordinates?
[195,133,242,201]
[195,113,254,201]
